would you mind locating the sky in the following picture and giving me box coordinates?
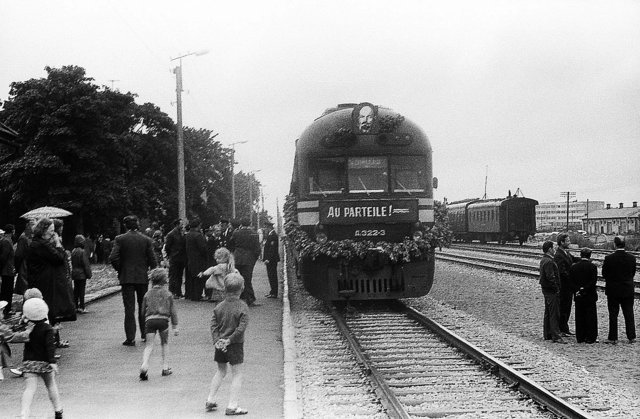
[1,0,639,220]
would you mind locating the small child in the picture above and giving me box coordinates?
[139,268,178,381]
[199,247,238,304]
[205,272,249,415]
[70,234,93,314]
[20,298,64,419]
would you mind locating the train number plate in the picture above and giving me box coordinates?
[354,229,386,237]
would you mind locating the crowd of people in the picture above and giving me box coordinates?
[0,213,280,417]
[539,233,636,345]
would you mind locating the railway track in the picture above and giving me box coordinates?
[437,249,640,296]
[328,301,592,418]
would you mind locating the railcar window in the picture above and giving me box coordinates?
[309,157,346,195]
[390,156,427,193]
[348,157,388,193]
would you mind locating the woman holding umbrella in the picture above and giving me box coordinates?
[26,218,76,348]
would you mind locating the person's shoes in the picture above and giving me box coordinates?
[552,338,568,344]
[560,332,574,337]
[76,308,88,314]
[9,368,23,377]
[54,354,61,359]
[629,339,636,344]
[225,407,248,416]
[585,340,599,344]
[161,368,172,376]
[55,410,63,419]
[139,369,148,381]
[205,401,218,412]
[122,339,136,346]
[56,340,70,348]
[603,339,618,345]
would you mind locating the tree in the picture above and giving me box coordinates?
[233,171,262,224]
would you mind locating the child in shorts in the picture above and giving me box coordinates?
[205,272,249,415]
[139,268,178,381]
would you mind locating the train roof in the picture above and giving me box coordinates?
[295,102,432,157]
[448,196,538,210]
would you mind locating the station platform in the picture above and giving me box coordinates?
[0,261,289,418]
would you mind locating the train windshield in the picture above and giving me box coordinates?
[309,157,345,195]
[390,156,427,193]
[348,157,388,193]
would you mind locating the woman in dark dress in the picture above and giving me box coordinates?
[26,218,76,348]
[569,248,599,343]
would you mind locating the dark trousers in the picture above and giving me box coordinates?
[266,261,278,296]
[121,283,148,341]
[237,263,256,305]
[0,275,14,317]
[168,259,185,297]
[558,288,573,333]
[574,298,598,343]
[607,296,636,341]
[542,290,562,340]
[73,279,87,310]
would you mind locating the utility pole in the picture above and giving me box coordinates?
[560,191,576,231]
[171,50,208,222]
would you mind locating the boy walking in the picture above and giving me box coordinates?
[206,272,249,415]
[139,268,179,380]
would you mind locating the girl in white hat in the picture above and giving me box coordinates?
[20,298,64,419]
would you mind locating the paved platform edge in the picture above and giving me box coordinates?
[282,250,300,419]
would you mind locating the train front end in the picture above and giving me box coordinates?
[286,103,438,301]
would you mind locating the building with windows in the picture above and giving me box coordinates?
[582,202,640,235]
[535,200,604,231]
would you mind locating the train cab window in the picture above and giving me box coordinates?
[309,157,346,195]
[390,156,427,193]
[348,156,388,193]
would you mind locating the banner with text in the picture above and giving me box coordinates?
[319,200,418,225]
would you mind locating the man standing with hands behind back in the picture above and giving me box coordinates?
[110,215,157,346]
[602,236,636,344]
[262,221,280,299]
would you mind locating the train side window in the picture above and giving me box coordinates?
[390,156,427,193]
[309,157,346,195]
[348,156,388,193]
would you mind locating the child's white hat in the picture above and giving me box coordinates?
[23,298,49,321]
[23,288,43,300]
[0,300,7,311]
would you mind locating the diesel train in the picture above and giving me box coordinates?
[285,102,439,301]
[447,194,538,245]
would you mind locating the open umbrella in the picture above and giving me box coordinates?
[20,206,73,220]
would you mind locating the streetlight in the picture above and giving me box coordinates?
[230,140,248,219]
[248,169,262,227]
[171,49,208,222]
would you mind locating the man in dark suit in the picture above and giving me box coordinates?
[219,218,234,251]
[554,233,580,336]
[109,215,157,346]
[262,221,280,298]
[164,219,186,298]
[232,218,261,306]
[569,248,599,343]
[185,218,208,301]
[539,241,566,344]
[602,236,636,344]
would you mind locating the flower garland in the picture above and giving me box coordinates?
[284,194,452,263]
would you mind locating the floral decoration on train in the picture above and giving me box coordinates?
[283,194,452,263]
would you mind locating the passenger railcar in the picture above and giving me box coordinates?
[286,102,437,301]
[448,194,538,245]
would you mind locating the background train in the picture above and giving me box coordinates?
[285,102,439,301]
[447,194,538,245]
